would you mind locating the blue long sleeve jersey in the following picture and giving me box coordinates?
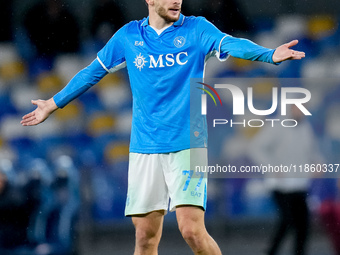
[53,15,278,153]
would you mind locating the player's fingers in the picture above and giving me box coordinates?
[22,111,35,120]
[291,56,304,60]
[291,51,305,59]
[23,115,36,122]
[21,115,36,125]
[286,39,299,48]
[21,119,39,126]
[22,121,34,126]
[31,99,41,104]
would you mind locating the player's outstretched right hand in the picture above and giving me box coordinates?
[21,98,58,126]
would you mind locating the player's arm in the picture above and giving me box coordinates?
[221,36,305,64]
[196,17,305,64]
[21,58,107,126]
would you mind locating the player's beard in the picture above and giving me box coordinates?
[155,5,181,23]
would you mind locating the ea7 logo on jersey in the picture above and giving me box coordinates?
[135,41,144,46]
[134,52,188,71]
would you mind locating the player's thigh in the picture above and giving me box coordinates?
[165,148,208,211]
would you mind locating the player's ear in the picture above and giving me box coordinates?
[146,0,154,6]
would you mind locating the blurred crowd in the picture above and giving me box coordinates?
[0,156,79,255]
[0,0,340,254]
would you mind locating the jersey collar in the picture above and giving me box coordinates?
[142,14,185,27]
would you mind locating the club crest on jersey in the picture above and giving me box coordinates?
[174,36,186,48]
[133,53,148,71]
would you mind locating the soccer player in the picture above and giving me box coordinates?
[21,0,305,254]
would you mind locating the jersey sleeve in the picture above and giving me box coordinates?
[97,25,127,73]
[196,17,230,61]
[53,58,107,108]
[220,35,278,65]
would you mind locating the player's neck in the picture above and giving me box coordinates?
[148,12,174,30]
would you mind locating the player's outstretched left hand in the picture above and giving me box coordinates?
[272,40,305,63]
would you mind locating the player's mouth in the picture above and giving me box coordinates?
[169,8,181,15]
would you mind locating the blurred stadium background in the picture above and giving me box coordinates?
[0,0,339,254]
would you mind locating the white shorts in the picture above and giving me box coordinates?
[125,148,208,216]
